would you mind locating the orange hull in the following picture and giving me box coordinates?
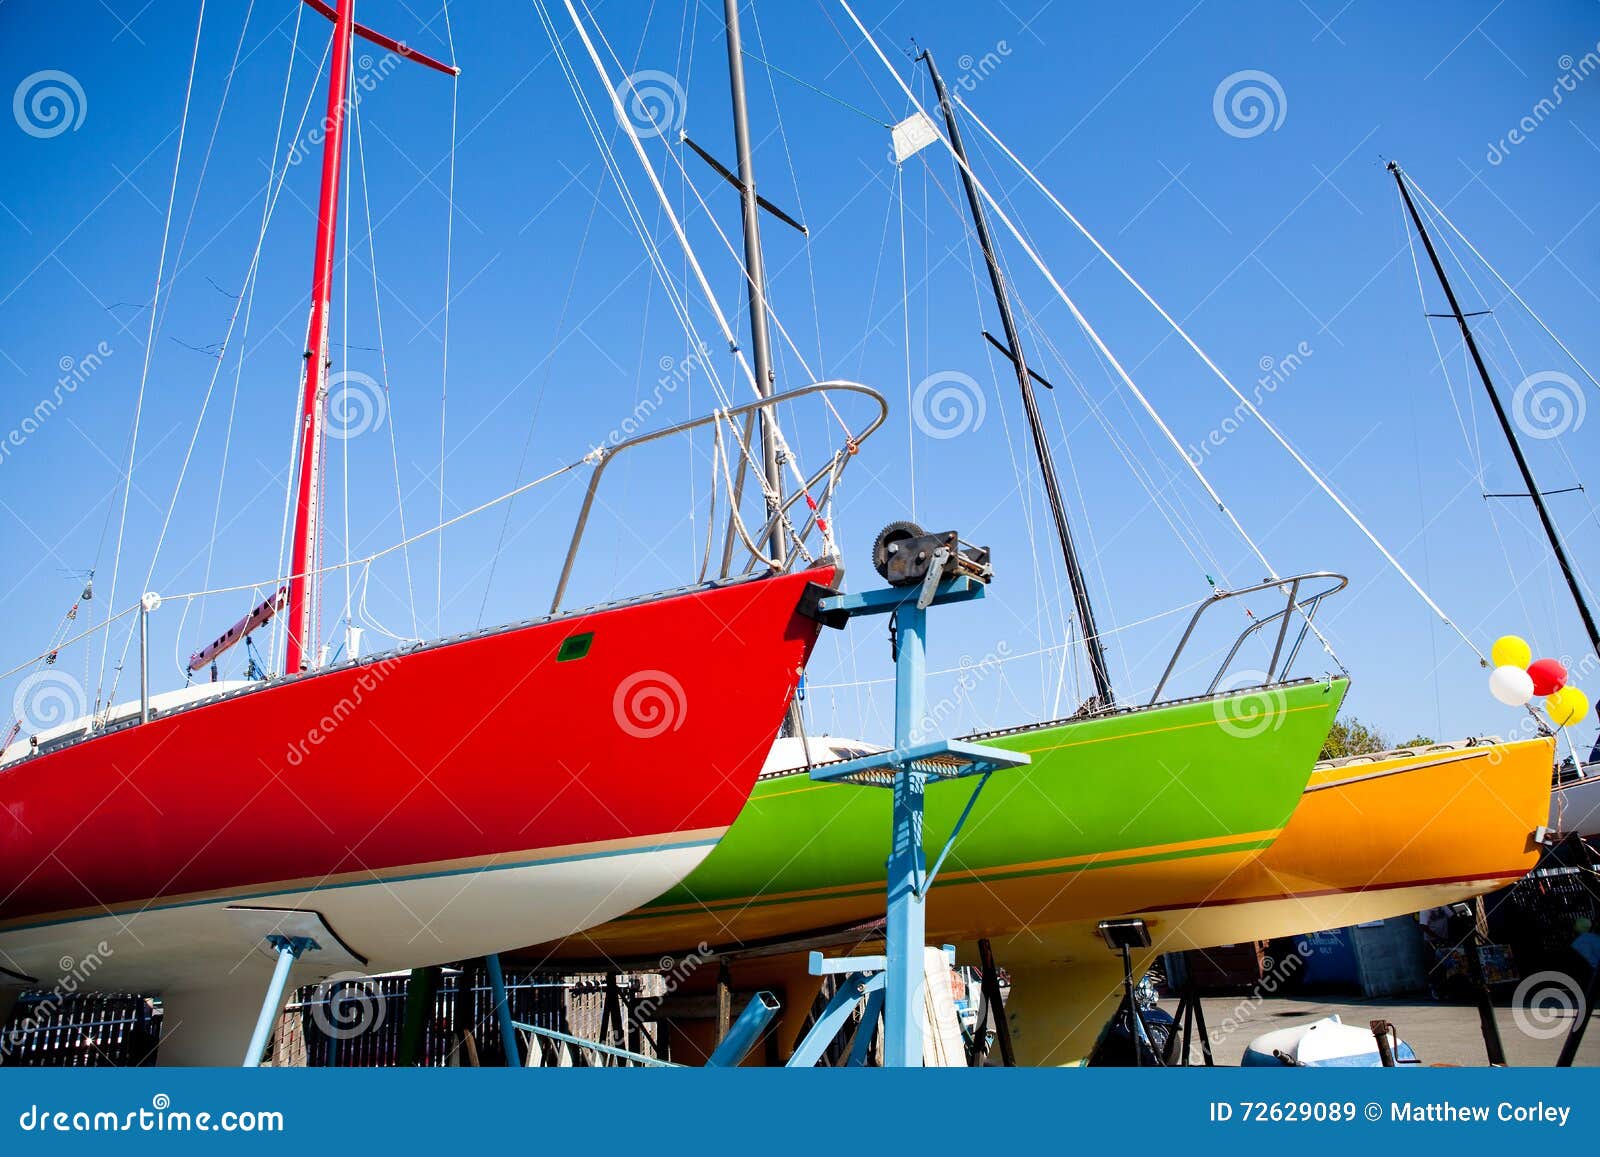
[1144,735,1555,950]
[1004,736,1556,1064]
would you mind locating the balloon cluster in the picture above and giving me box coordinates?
[1488,635,1589,726]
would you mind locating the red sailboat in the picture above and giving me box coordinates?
[0,0,877,1063]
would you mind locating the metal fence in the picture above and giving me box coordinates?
[279,967,660,1067]
[0,993,161,1067]
[0,969,657,1067]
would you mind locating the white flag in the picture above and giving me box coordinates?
[891,112,940,163]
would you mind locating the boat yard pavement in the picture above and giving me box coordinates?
[1168,995,1600,1067]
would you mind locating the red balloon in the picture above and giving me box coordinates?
[1528,657,1568,697]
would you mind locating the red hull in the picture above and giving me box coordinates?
[1,566,834,932]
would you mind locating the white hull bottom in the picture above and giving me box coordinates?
[1139,878,1512,956]
[1,840,714,1066]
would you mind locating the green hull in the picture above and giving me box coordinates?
[548,678,1348,965]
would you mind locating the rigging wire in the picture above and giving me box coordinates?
[188,1,306,678]
[549,0,832,559]
[0,457,585,687]
[933,140,1076,710]
[1404,170,1600,396]
[1412,185,1598,621]
[895,161,916,523]
[1402,191,1539,632]
[1422,192,1595,536]
[943,75,1490,664]
[740,48,890,127]
[969,135,1133,692]
[571,0,852,450]
[351,95,422,643]
[437,0,460,637]
[837,0,1347,672]
[153,0,260,344]
[97,0,210,714]
[531,0,793,554]
[745,11,829,376]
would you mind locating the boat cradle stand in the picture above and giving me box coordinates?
[797,571,1029,1066]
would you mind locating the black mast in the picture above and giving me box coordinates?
[920,50,1114,706]
[1390,162,1600,676]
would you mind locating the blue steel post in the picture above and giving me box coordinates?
[885,600,928,1068]
[706,991,781,1067]
[243,935,315,1067]
[805,575,1026,1068]
[485,954,522,1067]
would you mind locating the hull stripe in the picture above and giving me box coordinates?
[625,830,1282,922]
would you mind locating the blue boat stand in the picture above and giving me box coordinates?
[484,953,521,1067]
[512,989,780,1067]
[798,576,1028,1066]
[243,935,319,1067]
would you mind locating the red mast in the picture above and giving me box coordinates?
[175,4,452,678]
[284,0,356,674]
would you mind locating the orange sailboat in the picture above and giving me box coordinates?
[1001,735,1556,1064]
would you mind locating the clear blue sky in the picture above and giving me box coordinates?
[2,0,1598,749]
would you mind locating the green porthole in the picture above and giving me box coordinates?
[557,631,594,662]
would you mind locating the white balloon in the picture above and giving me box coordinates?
[1489,664,1535,707]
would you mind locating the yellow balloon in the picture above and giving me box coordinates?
[1491,634,1532,669]
[1547,686,1590,728]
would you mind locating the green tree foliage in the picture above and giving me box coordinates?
[1320,716,1389,760]
[1319,718,1438,760]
